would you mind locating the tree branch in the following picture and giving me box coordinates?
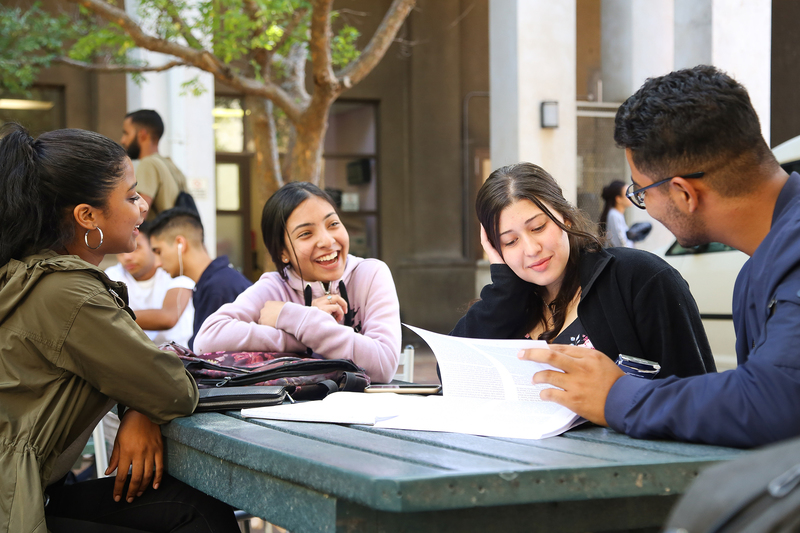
[267,7,307,65]
[65,0,305,121]
[308,0,336,91]
[242,0,269,76]
[336,0,416,88]
[56,56,188,72]
[163,0,203,50]
[277,42,310,106]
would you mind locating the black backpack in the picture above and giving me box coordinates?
[664,436,800,533]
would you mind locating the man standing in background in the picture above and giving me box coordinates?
[121,109,189,221]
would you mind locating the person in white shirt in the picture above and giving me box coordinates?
[105,221,195,347]
[599,180,634,247]
[102,221,196,453]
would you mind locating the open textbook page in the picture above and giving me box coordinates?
[395,325,584,438]
[243,391,583,440]
[405,324,557,401]
[242,325,584,439]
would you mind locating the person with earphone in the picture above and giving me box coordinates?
[148,208,252,350]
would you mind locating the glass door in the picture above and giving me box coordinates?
[323,100,380,258]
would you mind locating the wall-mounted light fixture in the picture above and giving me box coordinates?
[541,101,559,128]
[0,99,54,111]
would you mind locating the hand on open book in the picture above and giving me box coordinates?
[480,225,505,264]
[519,345,625,426]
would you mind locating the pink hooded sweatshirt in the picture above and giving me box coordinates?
[193,255,401,383]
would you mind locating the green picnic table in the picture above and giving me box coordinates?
[162,411,746,533]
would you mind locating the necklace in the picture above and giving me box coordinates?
[320,281,332,302]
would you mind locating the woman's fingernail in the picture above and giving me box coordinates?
[114,495,121,502]
[127,497,134,503]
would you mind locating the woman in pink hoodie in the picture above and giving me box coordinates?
[194,182,401,383]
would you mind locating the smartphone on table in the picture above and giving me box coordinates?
[364,384,442,395]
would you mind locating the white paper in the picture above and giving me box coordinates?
[405,325,555,402]
[243,325,584,440]
[242,391,409,424]
[400,325,583,438]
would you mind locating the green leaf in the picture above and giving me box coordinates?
[331,24,360,69]
[0,3,74,93]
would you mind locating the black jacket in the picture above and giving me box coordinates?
[451,247,716,378]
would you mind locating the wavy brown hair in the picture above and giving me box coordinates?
[476,162,602,342]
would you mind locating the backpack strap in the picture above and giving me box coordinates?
[338,281,356,327]
[302,285,313,356]
[339,371,369,392]
[316,379,340,397]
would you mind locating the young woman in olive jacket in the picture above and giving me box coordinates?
[452,163,716,379]
[0,125,239,533]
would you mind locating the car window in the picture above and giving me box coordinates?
[665,241,738,256]
[781,160,800,176]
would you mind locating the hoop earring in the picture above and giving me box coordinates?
[84,227,104,250]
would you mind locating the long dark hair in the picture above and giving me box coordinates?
[599,180,626,232]
[0,124,128,266]
[476,163,602,342]
[261,182,339,280]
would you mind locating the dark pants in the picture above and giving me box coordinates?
[45,473,240,533]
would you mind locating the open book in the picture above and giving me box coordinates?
[242,325,584,440]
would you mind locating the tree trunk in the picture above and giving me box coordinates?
[245,95,283,275]
[289,96,335,186]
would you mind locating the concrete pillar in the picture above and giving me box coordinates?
[674,0,772,144]
[601,0,676,251]
[489,0,577,203]
[124,0,216,253]
[602,0,675,102]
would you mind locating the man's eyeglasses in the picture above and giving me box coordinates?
[625,171,705,209]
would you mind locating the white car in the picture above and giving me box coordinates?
[659,241,748,371]
[658,135,800,371]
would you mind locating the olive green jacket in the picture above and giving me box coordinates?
[0,251,199,533]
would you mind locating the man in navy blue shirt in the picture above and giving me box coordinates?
[521,65,800,448]
[149,208,252,350]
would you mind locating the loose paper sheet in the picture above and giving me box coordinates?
[242,325,584,439]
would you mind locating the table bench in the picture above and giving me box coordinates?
[162,411,745,532]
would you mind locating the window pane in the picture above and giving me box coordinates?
[576,107,628,223]
[323,157,377,212]
[0,87,65,135]
[324,102,376,155]
[216,214,245,273]
[216,163,240,211]
[213,97,244,152]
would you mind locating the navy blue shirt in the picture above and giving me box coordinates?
[606,172,800,448]
[190,255,252,350]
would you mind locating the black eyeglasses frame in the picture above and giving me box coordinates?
[625,172,705,209]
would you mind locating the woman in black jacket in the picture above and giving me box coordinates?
[452,163,715,379]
